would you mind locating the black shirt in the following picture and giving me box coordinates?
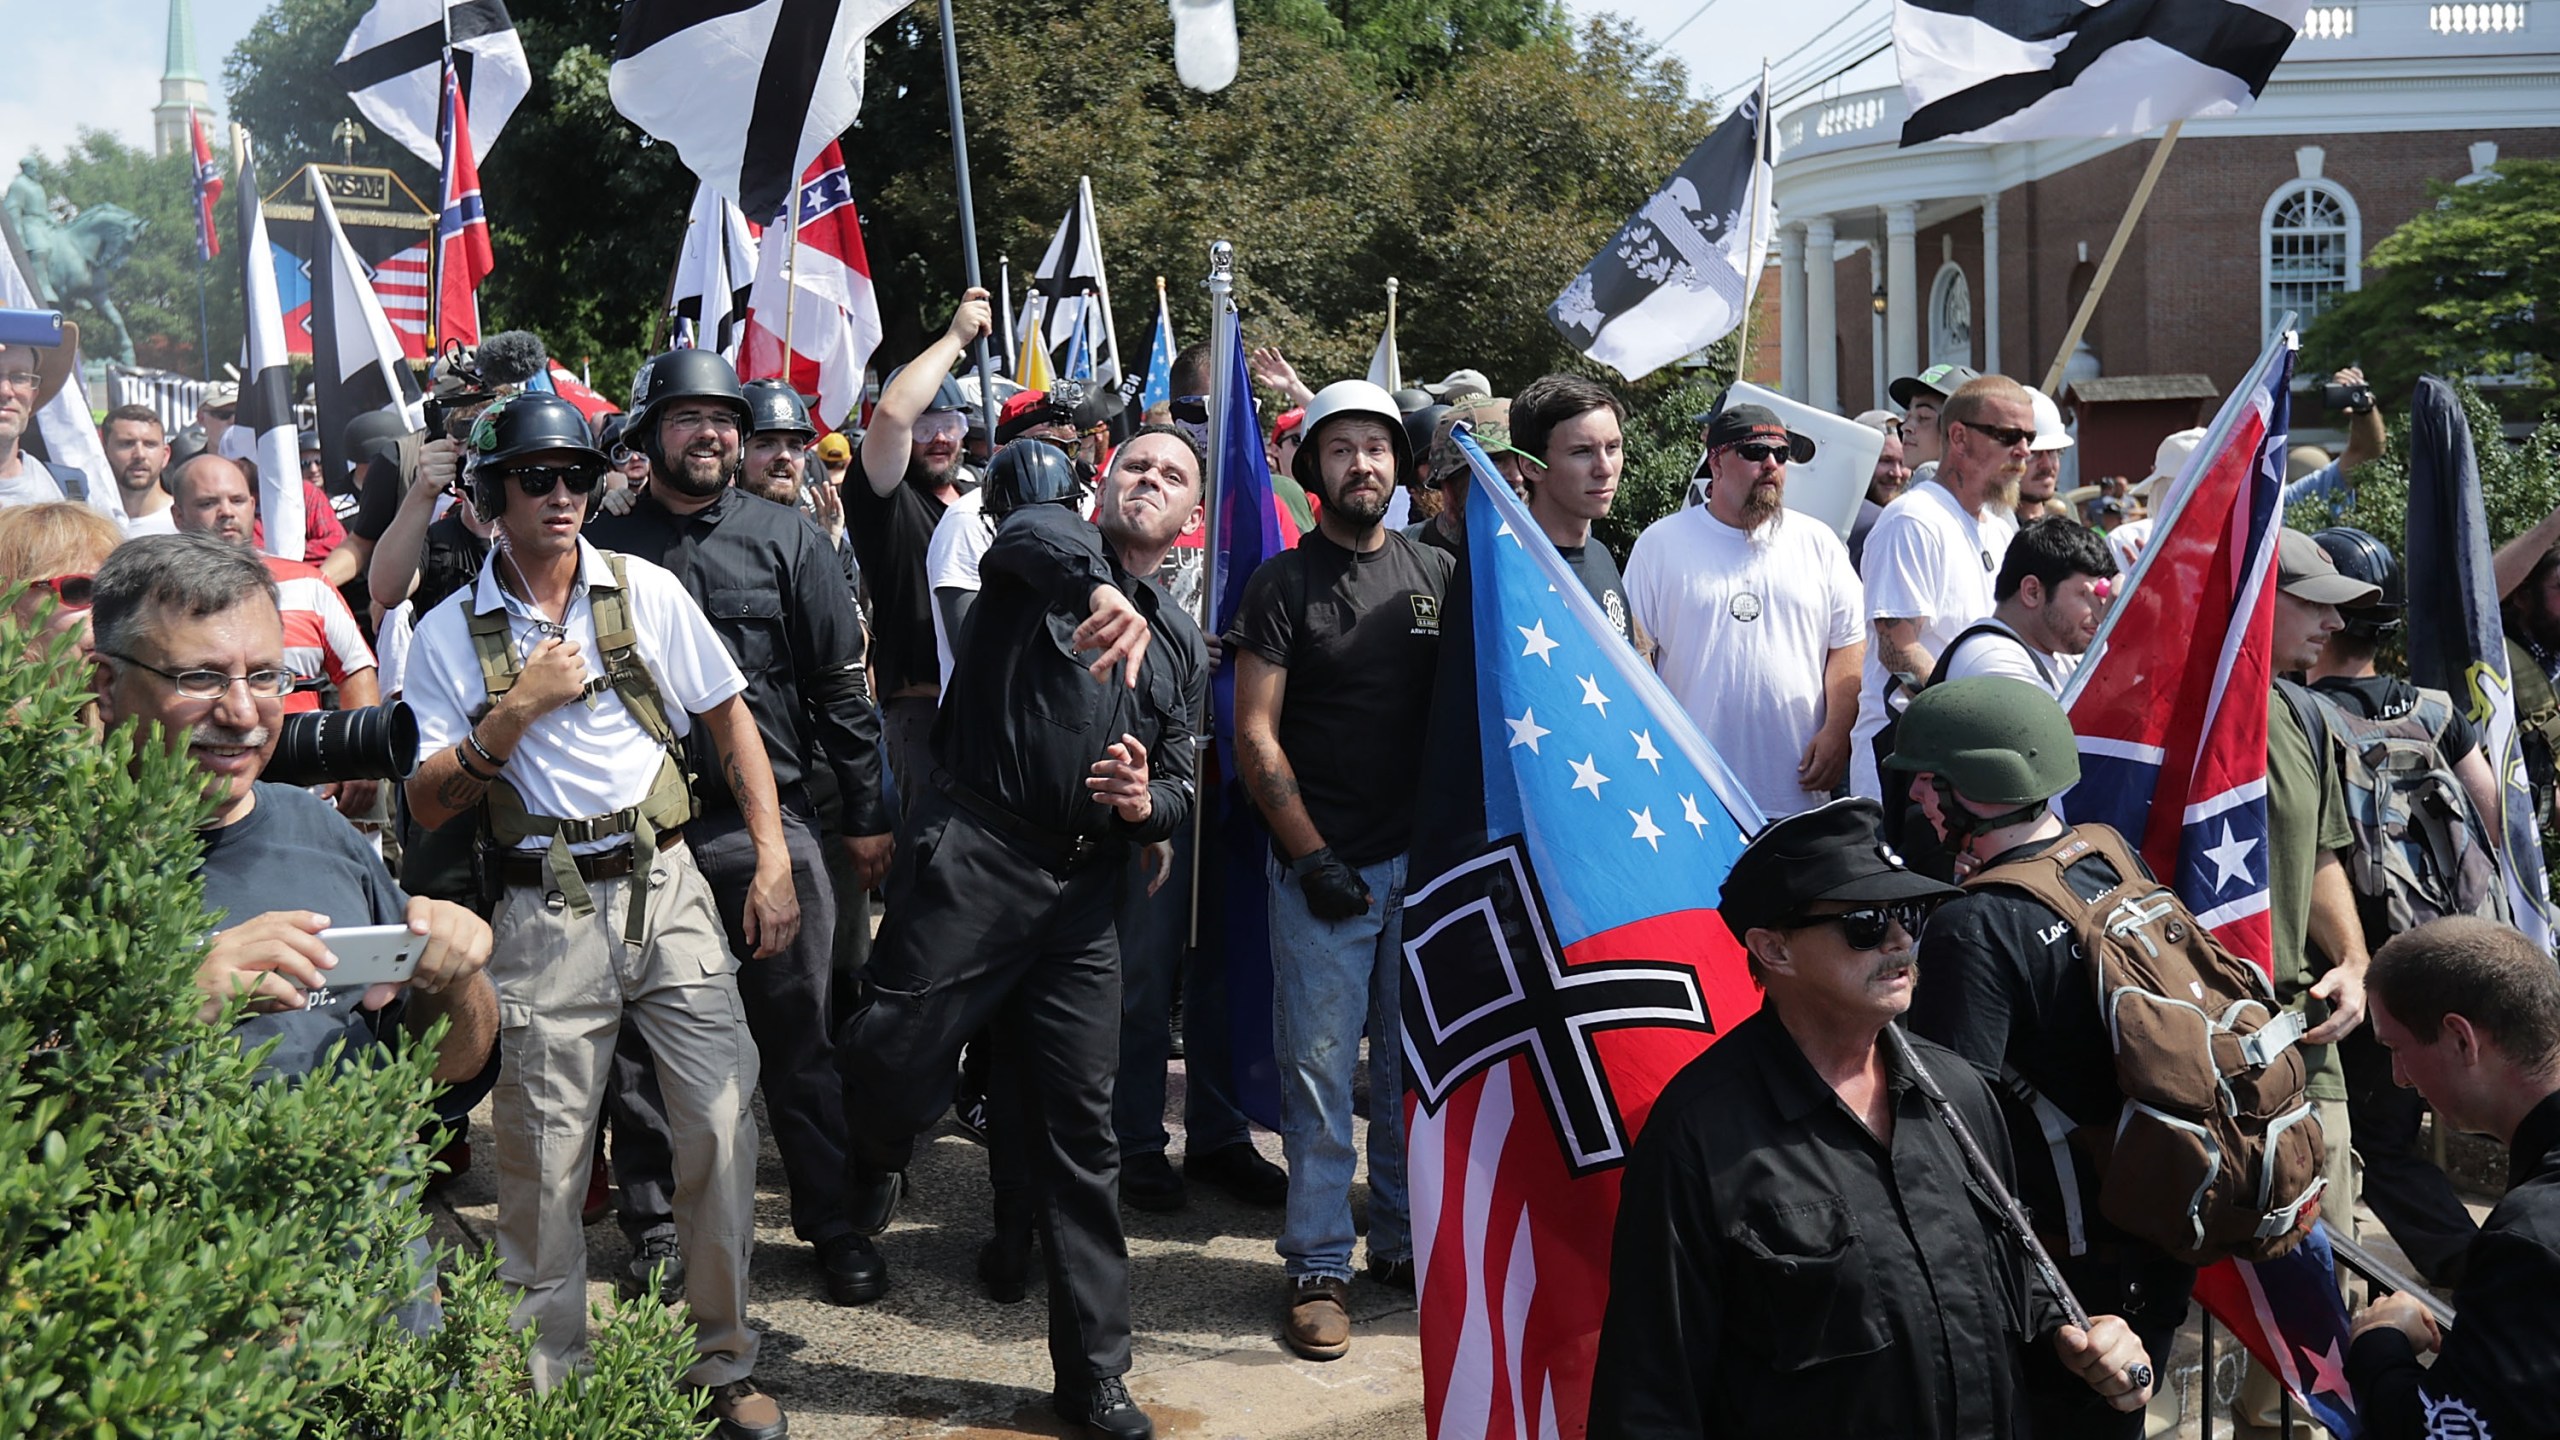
[933,503,1204,845]
[198,783,408,1082]
[413,512,489,621]
[1559,539,1630,641]
[2349,1088,2560,1440]
[587,486,888,836]
[844,471,949,696]
[1590,1007,2055,1439]
[2310,673,2481,765]
[1227,530,1452,865]
[352,448,407,543]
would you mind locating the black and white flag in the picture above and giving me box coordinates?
[1547,81,1774,384]
[670,180,761,360]
[1897,0,2307,146]
[234,130,304,560]
[1029,177,1122,387]
[311,182,427,494]
[610,0,904,223]
[335,0,531,168]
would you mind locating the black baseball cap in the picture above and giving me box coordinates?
[1717,798,1960,941]
[1704,402,1816,464]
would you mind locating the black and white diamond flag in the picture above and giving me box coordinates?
[610,0,904,223]
[1548,81,1773,384]
[1897,0,2308,146]
[335,0,531,168]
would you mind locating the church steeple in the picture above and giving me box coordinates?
[153,0,213,158]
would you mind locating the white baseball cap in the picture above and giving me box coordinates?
[2132,427,2207,496]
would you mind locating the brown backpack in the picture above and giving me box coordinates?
[1964,823,2326,1266]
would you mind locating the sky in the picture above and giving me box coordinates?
[3,0,1900,172]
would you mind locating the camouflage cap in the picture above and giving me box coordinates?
[1429,395,1517,483]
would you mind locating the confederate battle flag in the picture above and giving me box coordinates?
[188,108,222,262]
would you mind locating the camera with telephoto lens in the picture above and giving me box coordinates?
[262,703,421,788]
[2322,381,2375,414]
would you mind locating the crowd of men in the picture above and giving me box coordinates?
[2,285,2557,1440]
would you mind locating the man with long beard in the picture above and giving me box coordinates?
[1231,379,1452,1361]
[1627,403,1862,819]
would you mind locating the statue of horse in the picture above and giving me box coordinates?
[38,204,149,367]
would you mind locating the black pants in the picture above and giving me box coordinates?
[2023,1248,2194,1440]
[2340,1020,2479,1285]
[840,786,1132,1385]
[611,802,850,1245]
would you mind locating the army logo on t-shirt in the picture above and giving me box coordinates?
[1729,592,1763,623]
[1410,594,1441,634]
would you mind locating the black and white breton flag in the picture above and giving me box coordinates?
[1547,80,1774,384]
[1028,177,1122,387]
[670,179,761,360]
[335,0,532,168]
[1897,0,2308,146]
[310,182,427,494]
[610,0,904,223]
[234,131,305,561]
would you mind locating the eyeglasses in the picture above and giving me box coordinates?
[33,573,93,609]
[502,463,605,498]
[663,409,740,434]
[1790,901,1934,950]
[1723,441,1791,465]
[0,370,44,393]
[103,652,294,700]
[1959,419,2035,449]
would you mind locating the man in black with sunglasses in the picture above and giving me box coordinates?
[587,349,894,1312]
[1592,796,2155,1436]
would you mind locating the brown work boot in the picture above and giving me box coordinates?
[1284,1273,1352,1361]
[702,1376,789,1440]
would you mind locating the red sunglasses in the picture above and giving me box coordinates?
[34,573,94,609]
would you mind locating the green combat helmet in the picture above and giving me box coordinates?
[1885,675,2082,839]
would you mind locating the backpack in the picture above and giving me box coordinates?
[1965,823,2326,1266]
[2278,679,2507,938]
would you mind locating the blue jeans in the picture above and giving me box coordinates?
[1266,851,1411,1281]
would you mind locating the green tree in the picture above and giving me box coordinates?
[2302,158,2560,408]
[2287,378,2560,555]
[22,131,244,376]
[0,606,704,1436]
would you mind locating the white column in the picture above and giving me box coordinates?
[1981,194,2003,377]
[1869,244,1886,411]
[1804,216,1839,413]
[1778,224,1808,400]
[1885,201,1920,386]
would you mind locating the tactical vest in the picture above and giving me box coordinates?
[468,553,693,943]
[2509,637,2560,830]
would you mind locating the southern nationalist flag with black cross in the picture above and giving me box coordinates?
[1896,0,2309,146]
[1402,430,1765,1439]
[334,0,531,168]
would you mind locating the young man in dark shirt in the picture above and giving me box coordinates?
[1231,378,1452,1361]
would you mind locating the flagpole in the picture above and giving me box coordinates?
[1195,236,1235,949]
[998,254,1016,374]
[1384,277,1399,392]
[937,0,1000,447]
[780,180,803,381]
[1081,176,1122,383]
[1729,60,1770,389]
[2039,120,2183,396]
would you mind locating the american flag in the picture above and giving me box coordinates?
[434,61,493,349]
[1402,430,1764,1438]
[373,243,431,359]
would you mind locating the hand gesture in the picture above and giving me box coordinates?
[1073,584,1153,688]
[1087,733,1154,825]
[1248,347,1311,404]
[946,287,995,347]
[508,636,589,718]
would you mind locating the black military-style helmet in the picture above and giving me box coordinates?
[2312,526,2403,638]
[342,409,413,470]
[467,392,610,519]
[982,438,1084,520]
[882,362,971,415]
[742,379,817,439]
[628,348,752,446]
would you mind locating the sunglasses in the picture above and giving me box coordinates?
[1790,901,1935,950]
[502,463,605,498]
[1723,441,1791,465]
[33,573,94,609]
[203,406,237,421]
[1169,395,1210,424]
[1959,419,2035,449]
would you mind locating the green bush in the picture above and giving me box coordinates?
[0,606,706,1438]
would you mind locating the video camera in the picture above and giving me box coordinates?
[262,702,421,788]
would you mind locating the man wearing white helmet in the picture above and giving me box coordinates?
[2103,427,2205,573]
[1230,377,1452,1363]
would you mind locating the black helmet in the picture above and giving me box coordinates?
[741,379,816,439]
[466,392,609,519]
[883,362,971,416]
[342,409,413,471]
[982,439,1084,520]
[2312,526,2403,637]
[1404,403,1450,484]
[594,412,630,456]
[628,348,752,450]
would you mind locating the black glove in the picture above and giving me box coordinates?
[1293,847,1373,921]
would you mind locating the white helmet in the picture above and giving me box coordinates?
[1293,379,1414,489]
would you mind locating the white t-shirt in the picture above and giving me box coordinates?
[121,505,178,538]
[0,460,65,508]
[2106,516,2154,574]
[1937,616,2077,698]
[405,540,747,851]
[1626,505,1864,820]
[1851,479,2009,799]
[924,487,992,692]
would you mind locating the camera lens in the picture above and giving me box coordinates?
[262,703,422,788]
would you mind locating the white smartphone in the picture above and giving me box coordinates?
[316,923,424,991]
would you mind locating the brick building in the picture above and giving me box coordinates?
[1756,0,2555,476]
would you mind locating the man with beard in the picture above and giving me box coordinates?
[1846,411,1909,569]
[850,290,993,817]
[585,351,894,1311]
[1850,375,2035,801]
[2016,390,2074,526]
[103,402,176,535]
[840,433,1207,1440]
[1936,516,2116,697]
[1230,379,1451,1361]
[1627,402,1862,820]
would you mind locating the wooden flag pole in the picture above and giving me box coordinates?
[779,180,803,380]
[1730,58,1771,388]
[2040,120,2183,397]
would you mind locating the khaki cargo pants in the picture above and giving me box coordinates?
[487,841,762,1390]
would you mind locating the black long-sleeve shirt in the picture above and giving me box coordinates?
[1590,1008,2061,1440]
[587,487,889,836]
[933,503,1203,846]
[2348,1088,2560,1440]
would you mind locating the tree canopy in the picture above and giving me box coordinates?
[22,133,243,376]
